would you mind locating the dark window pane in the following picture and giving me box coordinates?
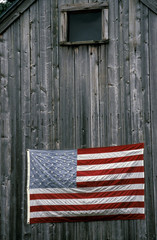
[68,10,102,42]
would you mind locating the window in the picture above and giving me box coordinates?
[68,10,101,42]
[60,2,108,45]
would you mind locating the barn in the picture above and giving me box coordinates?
[0,0,157,239]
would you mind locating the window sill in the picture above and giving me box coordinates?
[60,40,109,46]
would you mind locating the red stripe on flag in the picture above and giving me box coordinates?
[77,143,144,155]
[30,202,144,212]
[30,214,145,224]
[77,178,145,188]
[77,166,144,176]
[77,155,143,165]
[30,189,144,200]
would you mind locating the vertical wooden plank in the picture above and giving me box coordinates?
[74,46,91,149]
[12,19,24,240]
[149,10,157,240]
[0,31,11,240]
[98,44,108,148]
[43,0,53,151]
[7,24,17,240]
[140,4,151,240]
[89,46,100,148]
[119,0,132,145]
[29,2,40,238]
[59,45,75,149]
[51,0,60,151]
[46,0,64,238]
[129,0,143,143]
[60,11,67,42]
[38,0,52,150]
[102,8,109,41]
[20,9,31,240]
[106,0,120,147]
[30,2,40,150]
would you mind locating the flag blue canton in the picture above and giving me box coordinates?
[29,149,77,188]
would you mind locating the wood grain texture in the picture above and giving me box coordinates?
[102,8,109,41]
[149,10,157,240]
[0,0,37,34]
[60,2,108,11]
[8,24,17,240]
[74,45,91,149]
[140,0,157,14]
[60,11,67,42]
[0,31,11,240]
[0,0,157,239]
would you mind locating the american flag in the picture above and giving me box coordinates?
[27,143,145,224]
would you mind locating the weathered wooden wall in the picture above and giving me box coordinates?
[0,0,157,239]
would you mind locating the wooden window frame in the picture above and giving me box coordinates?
[60,2,109,46]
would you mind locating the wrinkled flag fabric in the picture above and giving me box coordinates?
[27,143,145,224]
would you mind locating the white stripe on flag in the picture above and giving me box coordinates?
[77,160,144,171]
[30,195,144,206]
[77,149,144,160]
[30,208,145,218]
[29,184,144,194]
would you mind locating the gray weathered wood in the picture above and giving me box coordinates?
[149,10,157,239]
[8,24,17,240]
[60,11,67,42]
[102,8,108,41]
[20,9,31,239]
[0,0,157,239]
[120,0,132,145]
[141,4,154,239]
[51,0,60,150]
[140,0,157,14]
[89,46,100,148]
[0,30,11,240]
[60,40,109,46]
[0,0,37,34]
[60,2,108,11]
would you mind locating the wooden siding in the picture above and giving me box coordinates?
[0,0,157,239]
[0,0,37,34]
[140,0,157,14]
